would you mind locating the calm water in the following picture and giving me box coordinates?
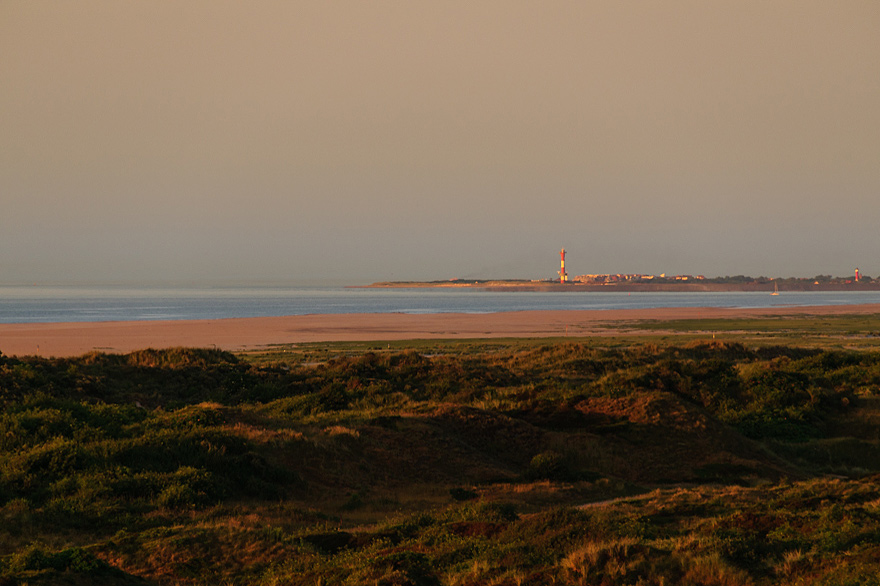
[2,286,880,324]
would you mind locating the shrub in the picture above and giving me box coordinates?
[525,451,570,481]
[157,467,218,508]
[5,543,107,574]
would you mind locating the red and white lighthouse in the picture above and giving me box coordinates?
[559,248,568,283]
[856,268,860,282]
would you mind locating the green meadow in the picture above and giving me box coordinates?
[3,315,880,584]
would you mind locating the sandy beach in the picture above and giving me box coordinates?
[0,304,878,358]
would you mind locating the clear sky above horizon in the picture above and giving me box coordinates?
[2,2,879,286]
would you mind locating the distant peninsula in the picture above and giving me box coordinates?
[362,275,880,293]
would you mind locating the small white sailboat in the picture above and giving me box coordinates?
[771,282,779,296]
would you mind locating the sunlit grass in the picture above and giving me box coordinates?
[5,329,880,583]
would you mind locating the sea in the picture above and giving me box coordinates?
[2,286,880,324]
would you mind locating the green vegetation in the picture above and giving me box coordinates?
[3,335,880,584]
[606,313,880,351]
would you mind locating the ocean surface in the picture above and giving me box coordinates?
[2,286,880,324]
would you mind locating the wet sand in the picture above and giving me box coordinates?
[1,304,879,357]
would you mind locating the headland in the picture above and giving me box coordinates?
[362,277,880,292]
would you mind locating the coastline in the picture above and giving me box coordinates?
[362,281,880,292]
[2,303,880,358]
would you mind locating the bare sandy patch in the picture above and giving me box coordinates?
[0,304,878,357]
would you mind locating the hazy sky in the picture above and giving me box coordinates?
[2,2,879,285]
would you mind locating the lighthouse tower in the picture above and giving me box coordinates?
[856,268,861,282]
[559,249,568,283]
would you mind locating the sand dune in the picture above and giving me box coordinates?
[1,304,879,357]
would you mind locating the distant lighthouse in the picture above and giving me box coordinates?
[856,268,860,282]
[559,249,568,283]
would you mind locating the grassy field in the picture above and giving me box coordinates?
[3,314,880,584]
[616,313,880,350]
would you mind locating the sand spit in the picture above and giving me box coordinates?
[1,304,879,358]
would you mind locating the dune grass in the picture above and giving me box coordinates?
[3,331,880,583]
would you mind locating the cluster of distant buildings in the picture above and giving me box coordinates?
[557,249,708,284]
[556,249,866,285]
[572,273,707,284]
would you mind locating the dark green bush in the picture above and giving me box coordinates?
[4,543,107,574]
[525,451,570,481]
